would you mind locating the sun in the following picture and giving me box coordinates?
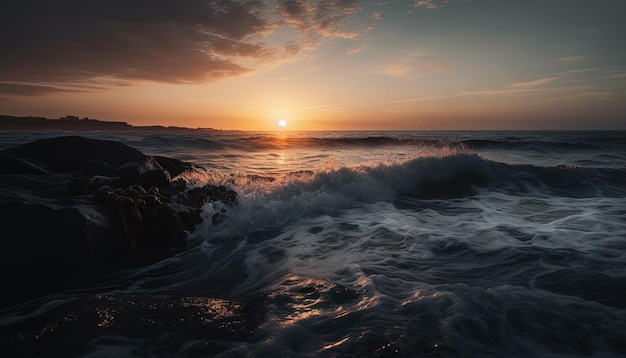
[277,119,287,128]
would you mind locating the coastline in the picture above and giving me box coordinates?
[0,114,216,132]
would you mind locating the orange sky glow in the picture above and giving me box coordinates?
[1,0,625,131]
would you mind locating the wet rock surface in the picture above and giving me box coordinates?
[0,136,237,308]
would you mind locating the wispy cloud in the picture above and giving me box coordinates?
[299,64,625,114]
[558,56,588,64]
[312,84,596,113]
[380,51,448,77]
[384,63,414,76]
[346,46,366,55]
[0,82,73,96]
[609,73,626,79]
[508,77,560,88]
[412,0,451,9]
[0,81,113,96]
[298,102,347,111]
[277,0,370,40]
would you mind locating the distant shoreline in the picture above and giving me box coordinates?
[0,115,216,132]
[2,115,624,132]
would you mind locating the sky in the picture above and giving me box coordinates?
[1,0,625,131]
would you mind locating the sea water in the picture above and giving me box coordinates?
[1,130,625,357]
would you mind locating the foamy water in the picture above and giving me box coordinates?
[1,130,625,357]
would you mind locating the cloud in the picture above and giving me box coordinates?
[558,56,588,64]
[0,83,73,96]
[508,77,560,88]
[346,46,366,55]
[380,50,448,77]
[412,0,451,9]
[0,0,369,95]
[0,0,272,90]
[384,63,413,76]
[381,51,426,77]
[277,0,369,40]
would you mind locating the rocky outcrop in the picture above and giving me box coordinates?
[3,135,144,172]
[0,152,49,175]
[0,136,237,308]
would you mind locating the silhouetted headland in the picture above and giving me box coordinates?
[0,115,215,131]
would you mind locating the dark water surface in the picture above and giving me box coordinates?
[1,130,625,357]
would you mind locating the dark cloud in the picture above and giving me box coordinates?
[277,0,364,39]
[279,0,308,17]
[0,0,275,92]
[0,83,70,96]
[0,0,371,95]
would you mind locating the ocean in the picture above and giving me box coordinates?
[1,130,625,357]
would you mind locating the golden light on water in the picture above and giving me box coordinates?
[323,337,350,350]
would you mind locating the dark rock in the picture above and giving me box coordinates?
[176,185,238,206]
[0,172,72,201]
[3,135,144,172]
[139,168,171,188]
[68,176,120,195]
[0,198,126,308]
[79,158,119,177]
[92,185,186,256]
[119,156,169,188]
[0,136,239,309]
[0,152,48,175]
[154,156,193,178]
